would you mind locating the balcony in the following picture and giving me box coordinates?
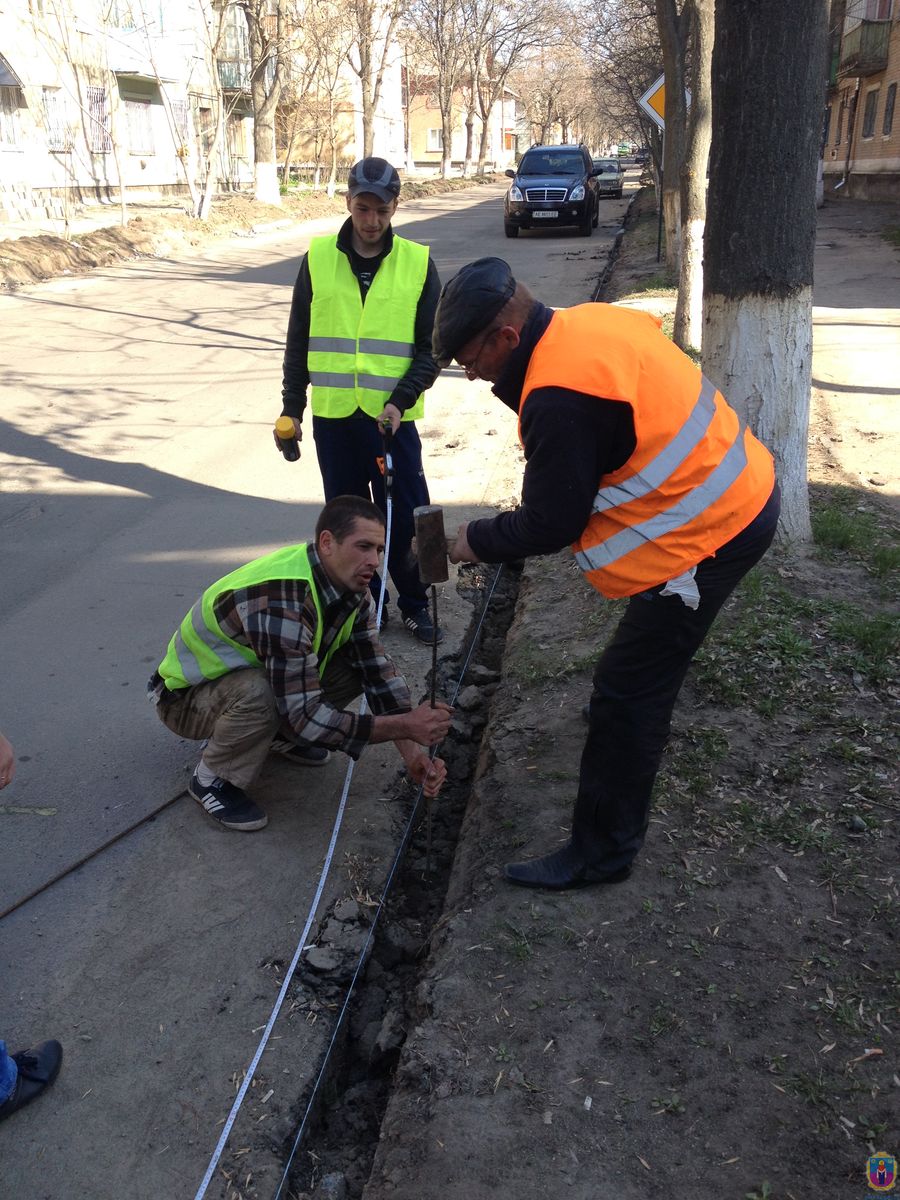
[838,19,891,77]
[107,26,182,82]
[217,59,252,92]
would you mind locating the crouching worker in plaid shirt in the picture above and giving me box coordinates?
[148,496,452,831]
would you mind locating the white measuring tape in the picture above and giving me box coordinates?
[193,446,396,1200]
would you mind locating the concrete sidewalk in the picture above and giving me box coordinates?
[810,197,900,514]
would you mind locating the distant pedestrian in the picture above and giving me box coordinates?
[0,731,63,1124]
[433,257,780,890]
[279,156,444,644]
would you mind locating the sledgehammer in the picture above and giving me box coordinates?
[412,505,449,876]
[412,505,448,704]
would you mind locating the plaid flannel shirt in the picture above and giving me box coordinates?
[149,544,410,759]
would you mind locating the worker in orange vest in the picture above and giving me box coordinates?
[433,257,780,890]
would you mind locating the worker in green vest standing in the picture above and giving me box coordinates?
[279,157,444,644]
[148,496,452,832]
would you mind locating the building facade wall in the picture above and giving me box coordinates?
[407,86,522,173]
[824,12,899,199]
[0,0,254,224]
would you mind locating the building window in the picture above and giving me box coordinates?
[862,88,879,137]
[170,98,190,143]
[43,87,69,151]
[109,0,166,32]
[124,96,155,154]
[426,128,443,152]
[883,82,896,136]
[0,85,23,146]
[108,0,137,28]
[193,96,215,162]
[227,111,245,159]
[87,84,111,152]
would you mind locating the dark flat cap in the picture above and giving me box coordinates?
[432,257,516,366]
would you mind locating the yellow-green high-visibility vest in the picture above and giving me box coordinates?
[307,234,429,420]
[157,544,359,692]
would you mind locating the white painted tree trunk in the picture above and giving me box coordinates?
[677,215,704,351]
[703,292,812,543]
[254,161,281,207]
[662,185,681,272]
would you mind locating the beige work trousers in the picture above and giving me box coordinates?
[156,651,362,788]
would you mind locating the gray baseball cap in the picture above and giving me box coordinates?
[347,157,401,203]
[432,257,516,366]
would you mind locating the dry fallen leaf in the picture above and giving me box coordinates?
[848,1048,883,1064]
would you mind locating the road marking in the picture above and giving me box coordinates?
[0,804,58,816]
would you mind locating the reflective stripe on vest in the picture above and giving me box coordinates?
[307,235,428,420]
[157,544,359,692]
[520,304,775,599]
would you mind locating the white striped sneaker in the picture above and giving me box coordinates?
[270,738,332,767]
[188,771,268,831]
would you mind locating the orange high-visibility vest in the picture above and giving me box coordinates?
[519,304,775,599]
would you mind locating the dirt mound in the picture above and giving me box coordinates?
[0,175,499,291]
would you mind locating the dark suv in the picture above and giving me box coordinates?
[503,144,600,238]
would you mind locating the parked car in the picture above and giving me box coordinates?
[635,148,651,166]
[592,158,625,199]
[503,144,600,238]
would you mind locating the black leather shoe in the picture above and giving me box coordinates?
[504,840,632,891]
[0,1040,63,1123]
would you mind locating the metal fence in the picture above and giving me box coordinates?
[278,161,353,186]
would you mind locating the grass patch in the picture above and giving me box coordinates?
[810,484,900,583]
[626,270,676,297]
[882,224,900,248]
[693,566,898,701]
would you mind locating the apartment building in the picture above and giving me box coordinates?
[406,77,524,174]
[825,0,900,199]
[0,0,254,224]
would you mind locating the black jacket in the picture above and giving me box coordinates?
[466,302,637,562]
[281,218,441,422]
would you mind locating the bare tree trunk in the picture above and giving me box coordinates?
[477,118,491,173]
[673,0,713,351]
[655,0,690,271]
[246,1,285,205]
[441,110,453,177]
[198,95,226,220]
[703,0,829,545]
[281,105,302,190]
[463,108,474,176]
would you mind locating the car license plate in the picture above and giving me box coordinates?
[533,210,558,219]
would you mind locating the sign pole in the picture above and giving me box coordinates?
[656,131,664,263]
[638,74,666,266]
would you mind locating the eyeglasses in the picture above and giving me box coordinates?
[458,325,499,380]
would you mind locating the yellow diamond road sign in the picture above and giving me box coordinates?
[639,74,666,130]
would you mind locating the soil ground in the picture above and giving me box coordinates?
[291,192,899,1200]
[2,182,895,1200]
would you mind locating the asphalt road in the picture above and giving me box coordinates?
[0,175,631,1199]
[0,178,628,914]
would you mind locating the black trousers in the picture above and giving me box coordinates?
[574,485,781,873]
[312,413,431,614]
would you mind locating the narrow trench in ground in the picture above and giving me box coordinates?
[282,560,523,1199]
